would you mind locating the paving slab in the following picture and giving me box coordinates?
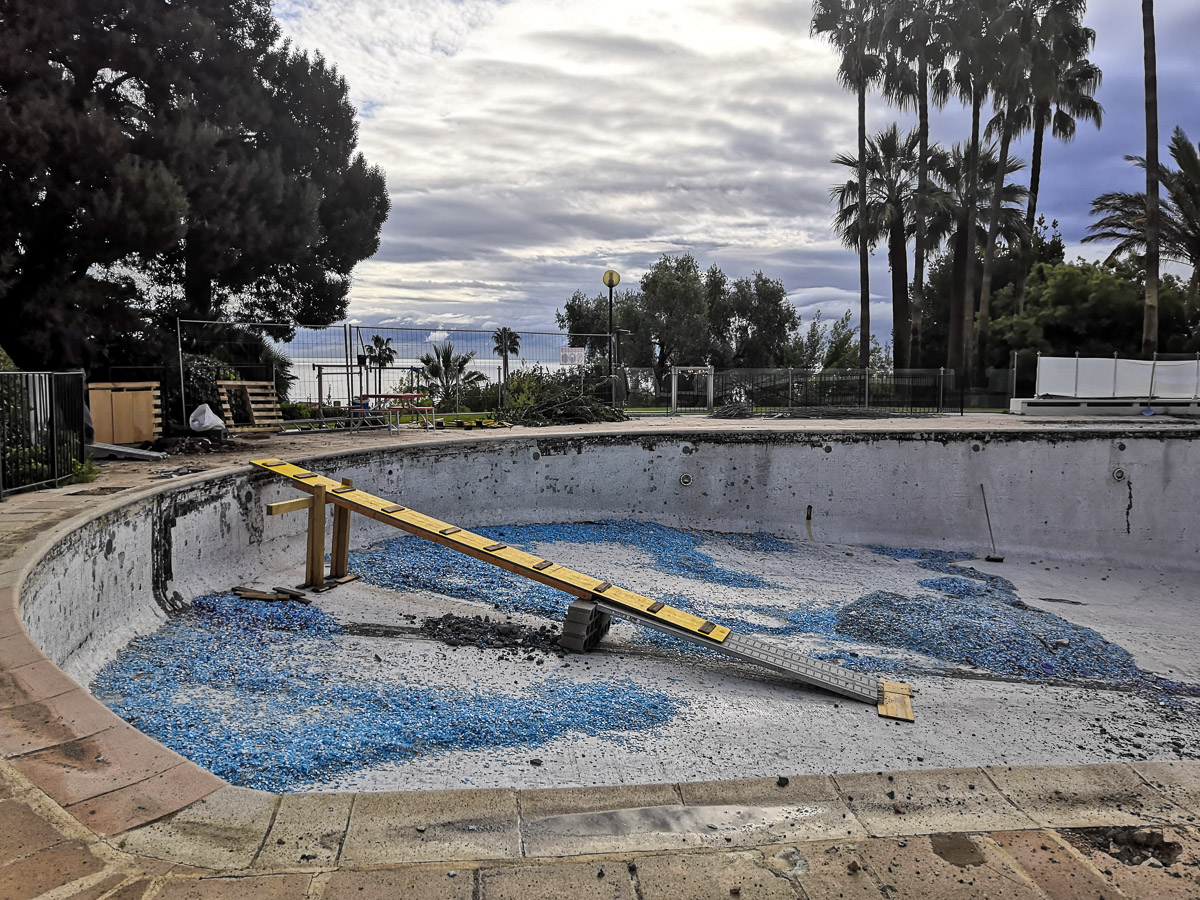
[633,850,800,899]
[114,786,278,870]
[315,866,475,899]
[64,873,145,899]
[833,767,1035,837]
[770,842,886,900]
[1133,761,1200,820]
[0,840,105,900]
[0,689,122,758]
[519,783,685,856]
[0,659,77,710]
[680,774,868,843]
[478,860,636,900]
[985,763,1186,828]
[855,833,1045,899]
[153,874,314,899]
[340,789,520,866]
[987,830,1117,900]
[1061,825,1200,900]
[0,633,48,671]
[253,792,353,870]
[8,724,191,807]
[0,797,68,865]
[65,761,225,836]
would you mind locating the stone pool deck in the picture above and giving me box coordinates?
[3,414,1200,898]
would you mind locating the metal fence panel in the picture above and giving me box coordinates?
[0,371,86,499]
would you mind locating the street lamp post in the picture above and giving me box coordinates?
[602,269,620,406]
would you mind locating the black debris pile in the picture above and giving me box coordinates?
[711,403,752,418]
[420,613,564,659]
[1062,826,1185,869]
[149,435,246,456]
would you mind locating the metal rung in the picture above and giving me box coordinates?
[594,582,612,593]
[333,486,356,494]
[262,460,287,467]
[295,472,318,479]
[381,505,405,513]
[647,601,665,613]
[698,621,716,635]
[440,527,461,535]
[484,542,507,551]
[533,560,553,571]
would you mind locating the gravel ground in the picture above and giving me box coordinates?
[91,522,1200,793]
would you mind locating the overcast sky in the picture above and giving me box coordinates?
[274,0,1200,339]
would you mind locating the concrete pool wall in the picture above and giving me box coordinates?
[18,429,1199,686]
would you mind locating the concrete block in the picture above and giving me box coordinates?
[855,833,1044,899]
[985,763,1187,827]
[0,634,47,671]
[9,724,190,807]
[152,874,315,899]
[315,867,475,899]
[0,689,121,758]
[65,762,224,837]
[478,861,636,900]
[833,767,1035,836]
[767,842,885,900]
[1061,824,1200,899]
[633,850,800,899]
[340,788,519,865]
[1133,760,1200,819]
[0,840,105,900]
[0,798,68,865]
[253,792,353,870]
[519,783,687,856]
[114,786,278,871]
[679,774,868,843]
[0,659,77,711]
[988,830,1115,899]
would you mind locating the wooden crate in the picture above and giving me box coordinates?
[217,380,283,433]
[89,382,162,444]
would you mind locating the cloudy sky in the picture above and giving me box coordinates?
[274,0,1200,338]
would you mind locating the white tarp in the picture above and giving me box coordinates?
[1036,356,1200,399]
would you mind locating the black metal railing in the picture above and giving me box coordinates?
[0,371,87,499]
[712,369,959,415]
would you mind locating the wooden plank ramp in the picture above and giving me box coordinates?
[251,457,915,721]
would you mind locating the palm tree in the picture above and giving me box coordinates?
[945,0,1005,376]
[1084,128,1200,314]
[1013,2,1102,312]
[831,124,925,366]
[975,1,1033,381]
[879,0,953,367]
[813,0,885,369]
[418,340,487,411]
[927,143,1028,368]
[1142,0,1160,356]
[491,327,520,405]
[362,334,395,396]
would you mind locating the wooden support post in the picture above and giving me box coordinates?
[330,478,353,578]
[306,484,327,588]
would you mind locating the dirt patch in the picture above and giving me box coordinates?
[930,833,986,867]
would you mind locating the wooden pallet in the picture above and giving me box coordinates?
[217,380,284,433]
[89,382,162,444]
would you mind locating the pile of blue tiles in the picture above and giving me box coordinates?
[91,594,682,791]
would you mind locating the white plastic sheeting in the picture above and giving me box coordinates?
[1036,356,1200,398]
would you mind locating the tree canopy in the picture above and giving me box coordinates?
[0,0,389,371]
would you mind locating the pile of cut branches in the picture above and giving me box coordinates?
[502,366,629,426]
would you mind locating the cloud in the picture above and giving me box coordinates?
[273,0,1200,341]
